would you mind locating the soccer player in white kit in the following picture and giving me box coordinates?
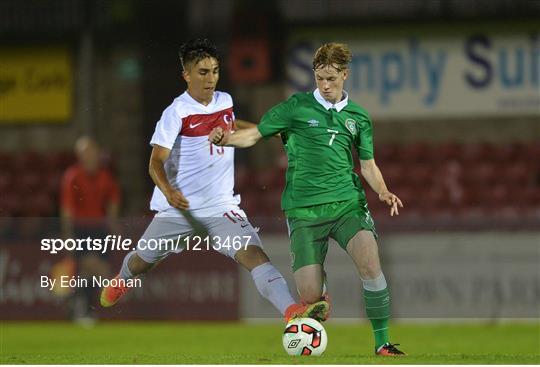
[100,39,329,322]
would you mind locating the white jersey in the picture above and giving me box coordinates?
[149,91,239,213]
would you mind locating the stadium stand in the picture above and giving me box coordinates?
[1,141,538,231]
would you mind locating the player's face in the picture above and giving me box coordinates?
[76,140,100,173]
[314,65,348,104]
[183,57,219,105]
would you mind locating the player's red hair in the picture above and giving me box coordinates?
[312,43,352,72]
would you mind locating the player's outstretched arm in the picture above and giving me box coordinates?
[209,126,262,148]
[360,159,404,216]
[149,145,190,210]
[234,119,257,130]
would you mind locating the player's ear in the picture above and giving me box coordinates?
[182,70,190,83]
[342,68,349,81]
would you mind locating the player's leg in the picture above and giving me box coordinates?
[234,244,329,321]
[332,200,404,355]
[72,252,108,323]
[346,230,404,355]
[234,245,296,317]
[293,264,324,304]
[208,206,325,320]
[71,226,110,323]
[287,213,332,321]
[100,216,190,307]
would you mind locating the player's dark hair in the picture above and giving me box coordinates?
[179,38,219,71]
[312,43,352,72]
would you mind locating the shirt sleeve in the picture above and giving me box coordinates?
[356,114,374,160]
[257,95,297,137]
[150,105,181,149]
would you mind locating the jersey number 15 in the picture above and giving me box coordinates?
[209,143,225,155]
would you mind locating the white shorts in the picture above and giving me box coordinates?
[136,204,262,263]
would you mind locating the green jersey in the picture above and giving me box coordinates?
[257,90,374,211]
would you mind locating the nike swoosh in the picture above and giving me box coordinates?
[240,223,249,228]
[189,122,204,128]
[267,277,283,283]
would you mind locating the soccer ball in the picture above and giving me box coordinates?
[282,318,327,356]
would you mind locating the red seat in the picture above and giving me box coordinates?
[51,152,76,170]
[463,162,497,188]
[406,164,433,187]
[375,144,398,165]
[432,142,461,163]
[399,142,430,164]
[0,152,15,173]
[461,143,494,164]
[380,163,403,187]
[22,193,55,217]
[18,171,42,191]
[504,162,531,185]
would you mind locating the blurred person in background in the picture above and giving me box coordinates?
[99,38,328,322]
[210,42,405,356]
[59,136,121,324]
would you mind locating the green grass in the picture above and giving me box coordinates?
[1,322,539,364]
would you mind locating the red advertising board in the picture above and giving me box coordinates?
[0,242,239,320]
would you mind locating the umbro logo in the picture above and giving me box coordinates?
[307,119,319,127]
[288,339,301,348]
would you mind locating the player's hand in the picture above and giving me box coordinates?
[165,188,190,210]
[209,127,229,146]
[378,191,403,216]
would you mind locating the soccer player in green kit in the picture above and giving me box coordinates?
[209,43,405,356]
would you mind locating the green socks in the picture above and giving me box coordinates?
[363,287,391,349]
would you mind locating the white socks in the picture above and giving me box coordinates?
[361,272,388,291]
[118,251,136,280]
[251,262,296,315]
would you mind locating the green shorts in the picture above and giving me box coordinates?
[285,199,377,272]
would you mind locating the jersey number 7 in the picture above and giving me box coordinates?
[327,129,339,146]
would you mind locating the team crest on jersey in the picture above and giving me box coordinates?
[345,119,357,135]
[307,119,320,127]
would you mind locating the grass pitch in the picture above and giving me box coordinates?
[1,322,539,364]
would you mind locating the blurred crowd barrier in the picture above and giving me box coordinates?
[241,232,540,320]
[0,222,239,321]
[1,225,538,321]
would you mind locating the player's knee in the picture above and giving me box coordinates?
[359,261,382,279]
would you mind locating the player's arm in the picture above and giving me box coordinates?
[209,126,262,148]
[234,119,257,130]
[360,159,403,216]
[212,97,294,146]
[148,145,189,209]
[235,119,281,138]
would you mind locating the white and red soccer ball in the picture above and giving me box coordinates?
[282,318,328,356]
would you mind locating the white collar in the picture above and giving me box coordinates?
[183,90,216,108]
[313,89,349,112]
